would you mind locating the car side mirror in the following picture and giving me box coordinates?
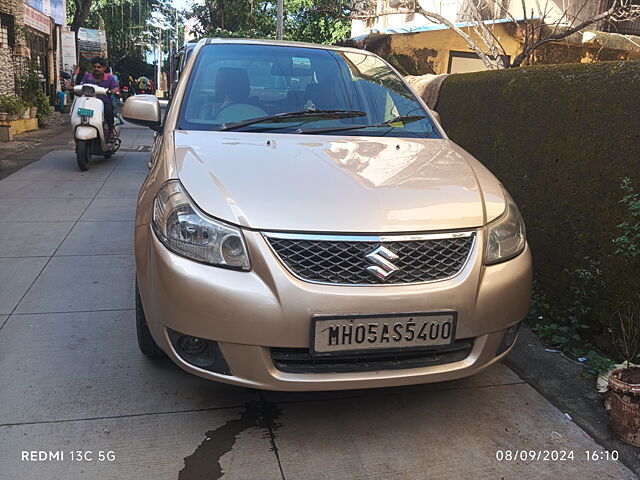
[123,94,162,132]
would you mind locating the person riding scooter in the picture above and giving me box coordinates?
[69,57,122,171]
[119,73,134,100]
[137,76,150,94]
[78,57,120,140]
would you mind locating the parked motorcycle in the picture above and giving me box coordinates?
[71,84,121,171]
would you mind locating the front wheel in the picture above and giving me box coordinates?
[76,140,90,171]
[136,280,164,358]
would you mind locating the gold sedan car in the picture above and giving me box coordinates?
[123,39,532,391]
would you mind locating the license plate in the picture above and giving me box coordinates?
[77,108,94,117]
[311,312,457,355]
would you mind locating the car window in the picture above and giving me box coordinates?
[178,43,441,139]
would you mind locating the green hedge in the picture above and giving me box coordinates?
[437,61,640,339]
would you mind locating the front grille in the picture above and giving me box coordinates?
[271,339,474,374]
[264,232,475,285]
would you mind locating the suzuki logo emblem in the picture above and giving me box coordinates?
[365,246,400,281]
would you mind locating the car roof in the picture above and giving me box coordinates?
[178,42,197,54]
[199,37,371,56]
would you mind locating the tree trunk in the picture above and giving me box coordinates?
[71,0,93,33]
[277,0,283,39]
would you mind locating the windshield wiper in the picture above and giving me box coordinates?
[218,109,366,132]
[295,114,427,135]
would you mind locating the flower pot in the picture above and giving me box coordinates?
[608,366,640,446]
[0,112,7,121]
[9,114,18,121]
[21,108,30,119]
[29,106,37,118]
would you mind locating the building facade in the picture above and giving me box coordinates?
[349,0,640,74]
[351,0,636,38]
[0,0,67,98]
[0,0,27,96]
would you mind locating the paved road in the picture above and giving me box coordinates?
[0,123,636,480]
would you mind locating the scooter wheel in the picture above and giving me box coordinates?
[76,140,90,171]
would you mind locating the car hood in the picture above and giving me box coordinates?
[173,131,505,232]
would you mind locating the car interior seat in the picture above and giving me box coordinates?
[212,67,266,123]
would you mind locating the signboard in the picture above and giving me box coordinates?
[61,29,77,75]
[24,4,50,35]
[77,28,108,63]
[25,0,50,17]
[50,0,66,25]
[25,0,65,25]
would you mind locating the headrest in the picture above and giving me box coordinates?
[215,67,250,101]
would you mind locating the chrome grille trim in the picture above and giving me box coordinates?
[263,231,475,242]
[262,231,477,286]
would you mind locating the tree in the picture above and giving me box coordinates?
[352,0,640,69]
[188,0,352,44]
[188,0,276,38]
[285,0,352,44]
[70,0,93,32]
[68,0,182,76]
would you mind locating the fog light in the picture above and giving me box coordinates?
[495,322,521,356]
[178,335,207,356]
[167,328,232,375]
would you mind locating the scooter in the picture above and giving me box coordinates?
[71,84,121,171]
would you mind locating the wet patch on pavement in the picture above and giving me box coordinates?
[178,395,283,480]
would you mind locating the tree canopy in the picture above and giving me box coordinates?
[67,0,184,75]
[66,0,351,79]
[188,0,351,44]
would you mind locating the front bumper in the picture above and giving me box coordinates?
[136,225,532,391]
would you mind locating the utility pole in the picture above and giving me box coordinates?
[276,0,283,40]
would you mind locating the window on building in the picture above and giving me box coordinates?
[0,12,16,48]
[447,50,510,73]
[447,51,487,74]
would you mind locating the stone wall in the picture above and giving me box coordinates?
[0,0,27,96]
[0,48,15,95]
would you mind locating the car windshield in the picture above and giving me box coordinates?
[178,43,442,139]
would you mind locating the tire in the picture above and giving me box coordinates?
[136,280,164,358]
[76,140,90,171]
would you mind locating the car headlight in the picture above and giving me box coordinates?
[485,188,526,265]
[152,180,250,270]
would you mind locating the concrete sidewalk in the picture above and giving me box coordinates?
[0,114,73,181]
[0,123,636,480]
